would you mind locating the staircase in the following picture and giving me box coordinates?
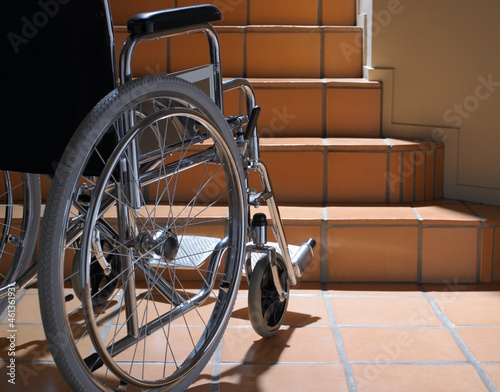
[109,0,500,284]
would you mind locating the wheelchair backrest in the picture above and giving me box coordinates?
[1,0,115,174]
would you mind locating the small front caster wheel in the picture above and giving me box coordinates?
[248,253,290,338]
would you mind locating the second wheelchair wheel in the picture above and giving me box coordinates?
[248,253,290,338]
[0,172,40,314]
[38,76,247,391]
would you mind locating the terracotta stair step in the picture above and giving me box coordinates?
[110,0,357,27]
[114,25,363,79]
[5,200,499,284]
[255,137,443,204]
[38,137,443,205]
[251,200,500,284]
[226,78,381,138]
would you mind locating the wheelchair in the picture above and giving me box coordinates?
[1,1,316,390]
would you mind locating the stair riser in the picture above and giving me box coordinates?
[115,26,363,79]
[7,201,500,285]
[325,223,500,284]
[37,142,443,205]
[258,142,444,204]
[243,83,381,138]
[110,0,357,27]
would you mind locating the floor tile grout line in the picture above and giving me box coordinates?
[349,361,479,366]
[322,285,357,392]
[420,288,499,392]
[209,338,223,392]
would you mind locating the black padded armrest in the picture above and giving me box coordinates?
[127,5,222,36]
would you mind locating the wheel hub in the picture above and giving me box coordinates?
[135,229,179,260]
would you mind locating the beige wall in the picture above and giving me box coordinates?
[359,0,500,205]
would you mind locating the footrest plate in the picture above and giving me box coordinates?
[149,236,221,269]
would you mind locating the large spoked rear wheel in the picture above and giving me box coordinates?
[38,76,247,391]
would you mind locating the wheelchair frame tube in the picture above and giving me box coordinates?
[119,23,223,110]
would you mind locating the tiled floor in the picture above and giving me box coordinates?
[1,282,500,391]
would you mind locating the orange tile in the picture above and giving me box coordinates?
[10,293,42,324]
[326,205,418,225]
[414,200,482,226]
[167,26,243,75]
[249,0,319,25]
[386,139,442,151]
[327,226,418,282]
[402,151,415,202]
[0,363,70,391]
[274,205,324,223]
[324,28,363,78]
[326,87,381,137]
[219,28,245,77]
[246,27,322,78]
[168,31,212,73]
[221,326,337,363]
[421,227,478,282]
[466,202,500,226]
[330,297,443,327]
[109,0,175,25]
[388,152,402,202]
[425,150,436,200]
[352,364,489,392]
[414,150,427,201]
[322,0,356,26]
[114,28,167,77]
[0,325,53,362]
[218,364,349,392]
[495,229,500,281]
[341,327,466,362]
[325,79,382,88]
[327,152,387,203]
[259,151,324,204]
[438,296,500,326]
[282,297,331,327]
[325,283,423,296]
[229,295,252,327]
[435,147,444,198]
[480,228,494,282]
[253,86,324,138]
[456,328,500,362]
[223,86,244,117]
[176,0,248,25]
[260,137,325,151]
[325,138,388,151]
